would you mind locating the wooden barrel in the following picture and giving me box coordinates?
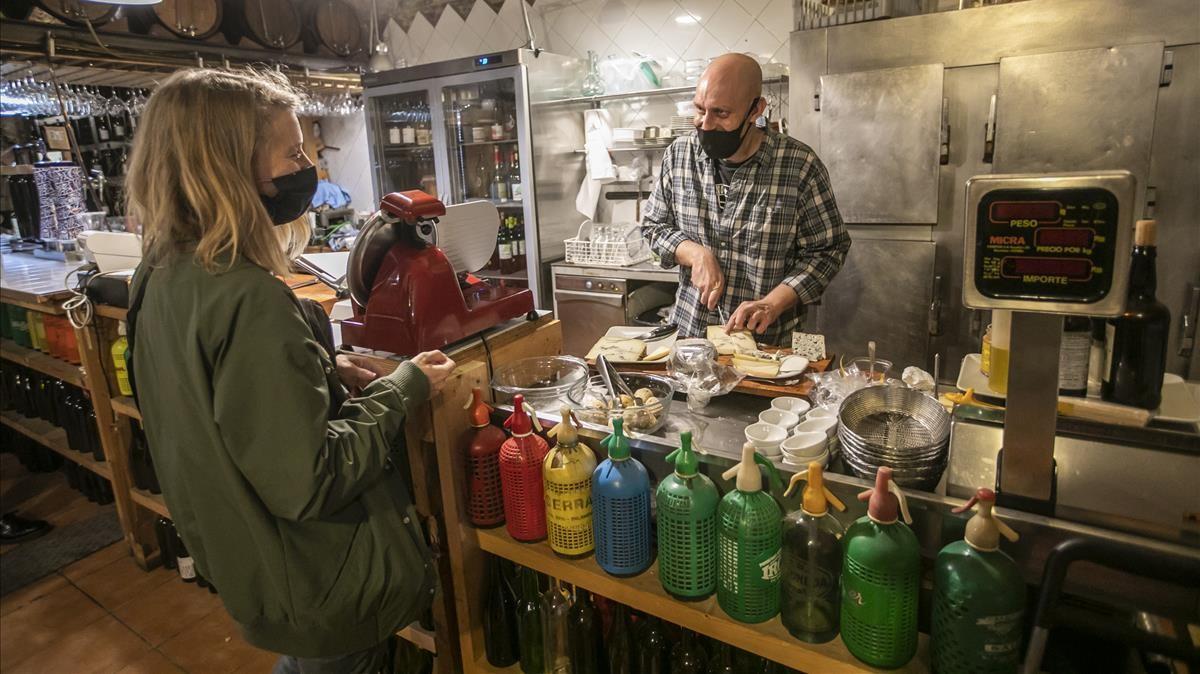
[33,0,116,26]
[311,0,361,57]
[153,0,223,39]
[222,0,301,50]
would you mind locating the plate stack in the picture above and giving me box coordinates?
[837,385,950,491]
[669,116,693,138]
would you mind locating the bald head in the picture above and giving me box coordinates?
[699,53,763,102]
[693,53,765,136]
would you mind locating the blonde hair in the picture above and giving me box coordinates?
[125,68,310,276]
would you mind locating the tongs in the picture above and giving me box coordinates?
[596,355,637,406]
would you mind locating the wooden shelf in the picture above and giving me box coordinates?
[397,623,438,655]
[111,396,141,420]
[475,527,930,674]
[0,339,85,387]
[95,304,128,320]
[130,487,170,518]
[1,409,113,481]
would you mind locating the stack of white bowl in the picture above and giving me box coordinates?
[744,397,841,468]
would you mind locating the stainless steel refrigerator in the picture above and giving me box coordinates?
[362,49,583,309]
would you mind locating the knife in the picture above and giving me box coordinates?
[635,324,677,342]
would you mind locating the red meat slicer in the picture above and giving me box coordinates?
[340,190,536,356]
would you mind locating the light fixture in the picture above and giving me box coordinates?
[674,13,699,25]
[88,0,163,5]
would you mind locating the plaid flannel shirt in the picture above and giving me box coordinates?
[641,131,851,346]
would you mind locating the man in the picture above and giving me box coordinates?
[642,54,850,346]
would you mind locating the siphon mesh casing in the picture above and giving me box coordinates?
[716,491,782,623]
[592,459,652,576]
[656,474,719,600]
[499,435,549,542]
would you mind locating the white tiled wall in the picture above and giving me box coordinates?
[384,0,792,74]
[323,0,792,209]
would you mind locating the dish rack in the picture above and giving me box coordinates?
[564,221,652,267]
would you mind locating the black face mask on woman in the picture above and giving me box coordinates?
[696,97,759,161]
[261,165,318,225]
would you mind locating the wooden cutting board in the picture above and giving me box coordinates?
[606,347,834,399]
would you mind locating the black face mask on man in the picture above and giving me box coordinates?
[260,165,318,225]
[696,97,759,161]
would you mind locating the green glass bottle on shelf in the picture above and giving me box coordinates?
[780,462,847,643]
[841,467,920,669]
[707,640,737,674]
[635,614,671,674]
[516,566,545,673]
[607,602,635,674]
[717,442,784,624]
[656,431,720,600]
[932,488,1024,674]
[483,555,520,667]
[669,629,708,674]
[567,588,607,674]
[541,578,572,674]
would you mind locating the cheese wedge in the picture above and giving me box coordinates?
[586,336,646,361]
[733,352,782,377]
[643,346,671,361]
[706,326,758,355]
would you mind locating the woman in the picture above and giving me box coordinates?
[124,68,456,673]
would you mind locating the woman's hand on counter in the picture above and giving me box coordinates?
[411,351,456,394]
[335,353,385,392]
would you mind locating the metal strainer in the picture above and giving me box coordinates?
[838,385,951,490]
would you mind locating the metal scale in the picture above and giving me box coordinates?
[962,170,1136,513]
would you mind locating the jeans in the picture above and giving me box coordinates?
[271,640,391,674]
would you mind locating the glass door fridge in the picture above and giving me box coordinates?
[363,82,446,204]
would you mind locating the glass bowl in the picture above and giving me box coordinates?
[491,356,590,411]
[575,372,675,436]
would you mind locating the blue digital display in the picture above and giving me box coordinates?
[476,54,503,67]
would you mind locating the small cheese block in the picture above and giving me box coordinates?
[586,336,646,361]
[706,326,757,355]
[791,332,827,361]
[732,353,781,377]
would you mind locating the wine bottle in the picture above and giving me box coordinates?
[483,556,520,667]
[175,529,197,583]
[541,578,572,673]
[707,641,737,674]
[607,602,635,674]
[1058,315,1090,397]
[1103,219,1171,409]
[636,614,671,674]
[491,147,509,202]
[498,224,514,275]
[516,567,545,673]
[509,150,523,201]
[567,588,606,674]
[670,629,707,674]
[155,517,177,570]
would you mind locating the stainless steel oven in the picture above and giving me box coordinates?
[553,274,629,358]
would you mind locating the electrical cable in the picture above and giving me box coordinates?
[61,264,127,330]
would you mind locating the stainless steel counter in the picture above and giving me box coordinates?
[0,253,77,307]
[551,260,681,284]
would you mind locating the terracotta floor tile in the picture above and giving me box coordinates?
[4,614,150,674]
[113,577,224,646]
[158,605,273,674]
[0,581,108,670]
[62,542,131,582]
[114,649,185,674]
[71,553,175,612]
[0,572,69,618]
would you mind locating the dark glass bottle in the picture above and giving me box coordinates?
[636,614,671,674]
[567,588,606,674]
[155,517,177,570]
[516,567,545,673]
[1103,219,1171,409]
[541,578,572,673]
[707,641,737,674]
[607,602,634,674]
[670,629,707,674]
[483,556,520,667]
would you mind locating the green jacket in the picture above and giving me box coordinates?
[129,255,435,658]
